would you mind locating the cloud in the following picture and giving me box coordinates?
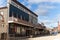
[35,9,48,15]
[34,4,56,16]
[19,0,32,9]
[56,14,60,21]
[34,5,47,15]
[38,18,58,28]
[26,4,32,9]
[41,13,60,28]
[40,5,56,9]
[0,0,7,7]
[18,0,59,28]
[19,0,57,16]
[38,15,58,28]
[45,22,58,28]
[27,0,60,4]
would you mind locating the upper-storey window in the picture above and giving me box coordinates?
[13,12,17,18]
[9,12,12,17]
[9,12,17,18]
[9,4,29,22]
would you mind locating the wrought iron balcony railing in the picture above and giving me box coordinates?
[8,17,45,29]
[9,17,34,27]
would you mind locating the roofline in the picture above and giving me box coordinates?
[0,7,7,9]
[12,0,38,17]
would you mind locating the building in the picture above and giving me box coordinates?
[34,23,46,36]
[0,0,46,40]
[58,21,60,32]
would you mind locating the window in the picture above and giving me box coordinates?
[0,16,3,20]
[0,12,4,15]
[18,13,21,19]
[9,12,12,17]
[13,13,17,18]
[9,12,17,18]
[17,27,20,34]
[0,12,4,20]
[2,24,4,27]
[9,24,15,34]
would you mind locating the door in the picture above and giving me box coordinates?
[1,33,7,40]
[26,30,31,36]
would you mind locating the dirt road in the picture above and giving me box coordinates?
[21,34,60,40]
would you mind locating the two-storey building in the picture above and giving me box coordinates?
[0,0,38,39]
[0,0,46,40]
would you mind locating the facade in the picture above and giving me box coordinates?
[0,7,8,39]
[8,0,38,37]
[0,0,46,40]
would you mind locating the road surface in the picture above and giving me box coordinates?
[21,33,60,40]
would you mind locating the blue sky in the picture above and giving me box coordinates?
[0,0,7,7]
[0,0,60,28]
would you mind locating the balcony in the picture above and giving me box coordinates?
[8,17,35,27]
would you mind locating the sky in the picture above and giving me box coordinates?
[0,0,60,28]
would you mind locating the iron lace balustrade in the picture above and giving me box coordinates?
[8,17,35,27]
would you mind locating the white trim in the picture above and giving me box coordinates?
[8,21,14,23]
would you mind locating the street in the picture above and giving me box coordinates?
[21,33,60,40]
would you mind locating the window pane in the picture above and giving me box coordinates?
[0,16,2,20]
[9,13,12,17]
[17,27,20,34]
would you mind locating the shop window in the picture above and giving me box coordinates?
[17,27,20,34]
[9,24,15,34]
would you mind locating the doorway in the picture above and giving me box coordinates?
[26,30,32,36]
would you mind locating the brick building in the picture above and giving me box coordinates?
[0,0,46,40]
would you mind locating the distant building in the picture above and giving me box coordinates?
[58,21,60,32]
